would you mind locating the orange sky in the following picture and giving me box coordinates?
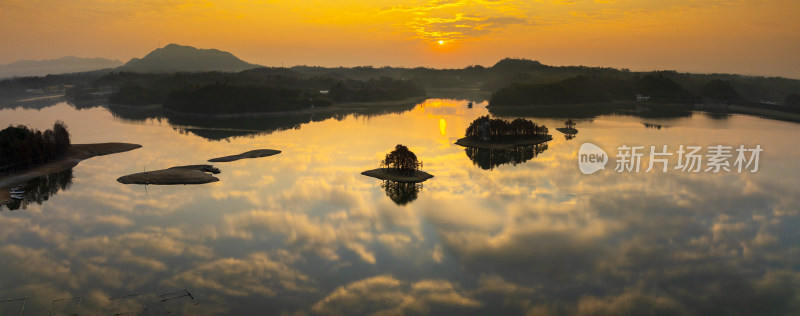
[1,0,798,78]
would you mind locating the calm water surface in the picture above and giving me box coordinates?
[1,99,799,315]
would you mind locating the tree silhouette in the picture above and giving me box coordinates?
[464,116,548,142]
[0,122,71,174]
[564,119,576,129]
[381,144,422,176]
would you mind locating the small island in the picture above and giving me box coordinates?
[117,165,221,185]
[362,144,433,183]
[208,149,281,162]
[455,115,552,149]
[556,119,578,135]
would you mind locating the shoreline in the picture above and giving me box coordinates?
[728,105,800,123]
[117,165,220,185]
[455,135,553,150]
[0,142,142,190]
[361,168,434,183]
[208,149,281,162]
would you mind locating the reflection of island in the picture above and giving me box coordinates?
[643,122,670,129]
[3,169,73,210]
[456,116,551,169]
[106,100,419,141]
[465,143,549,170]
[381,181,423,205]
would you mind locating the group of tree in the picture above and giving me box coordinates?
[4,56,800,108]
[327,77,425,102]
[489,73,698,106]
[0,122,70,174]
[381,144,422,175]
[94,71,425,113]
[162,84,333,115]
[465,116,549,141]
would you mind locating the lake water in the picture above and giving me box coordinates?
[1,99,799,315]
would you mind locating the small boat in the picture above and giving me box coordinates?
[10,194,23,200]
[9,188,25,194]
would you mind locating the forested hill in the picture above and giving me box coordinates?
[2,56,799,108]
[117,44,259,73]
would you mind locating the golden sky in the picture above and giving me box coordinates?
[1,0,798,78]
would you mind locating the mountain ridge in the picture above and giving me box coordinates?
[0,56,123,78]
[117,43,259,73]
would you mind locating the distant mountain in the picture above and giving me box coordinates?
[491,58,546,71]
[0,56,123,78]
[118,44,259,73]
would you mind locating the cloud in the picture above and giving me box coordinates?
[165,252,313,297]
[311,275,480,315]
[381,0,531,41]
[575,291,685,316]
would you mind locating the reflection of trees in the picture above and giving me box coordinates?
[465,143,548,170]
[380,181,422,205]
[3,169,73,210]
[105,102,417,141]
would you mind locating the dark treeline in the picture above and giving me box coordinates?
[0,69,114,102]
[787,93,800,107]
[329,77,425,102]
[465,116,549,141]
[489,73,697,106]
[96,71,425,114]
[4,57,800,107]
[0,122,71,174]
[465,143,549,170]
[163,84,332,115]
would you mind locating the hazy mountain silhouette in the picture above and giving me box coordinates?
[0,56,123,78]
[118,44,259,73]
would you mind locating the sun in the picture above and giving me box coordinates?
[438,40,444,45]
